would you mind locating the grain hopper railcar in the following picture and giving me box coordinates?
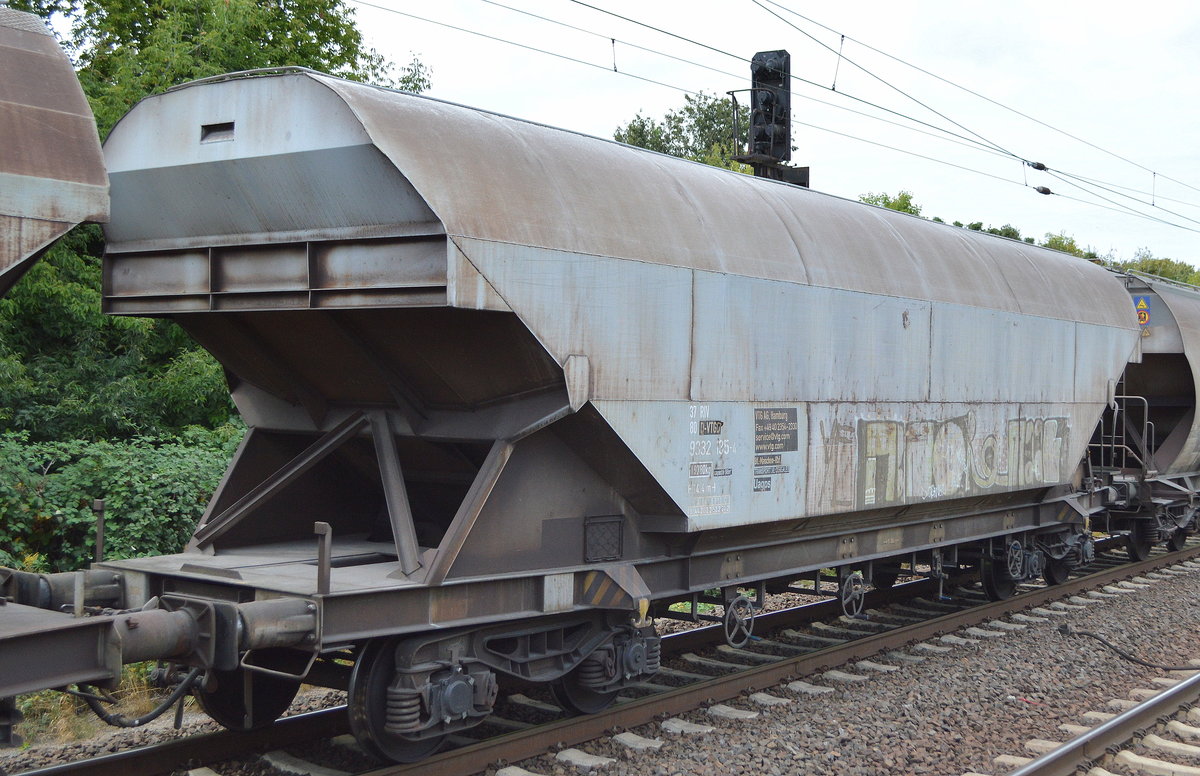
[2,64,1199,763]
[0,5,107,293]
[0,5,108,748]
[1091,273,1200,557]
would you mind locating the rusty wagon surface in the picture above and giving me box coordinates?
[6,65,1199,763]
[0,6,107,296]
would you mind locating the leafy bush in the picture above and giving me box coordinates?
[0,227,238,442]
[0,425,243,572]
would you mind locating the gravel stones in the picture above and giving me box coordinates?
[490,565,1200,776]
[261,750,349,776]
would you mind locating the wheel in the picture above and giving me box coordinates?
[195,648,303,731]
[550,659,619,715]
[980,555,1016,600]
[1168,530,1189,552]
[1126,522,1155,561]
[1043,558,1071,586]
[722,595,755,648]
[348,638,446,763]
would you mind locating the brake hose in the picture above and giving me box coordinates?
[79,666,203,728]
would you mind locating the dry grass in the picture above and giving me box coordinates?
[15,663,164,746]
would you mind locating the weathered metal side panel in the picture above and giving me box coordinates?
[103,76,440,253]
[451,239,694,401]
[929,306,1073,403]
[99,72,1140,535]
[458,238,1133,403]
[442,237,1137,530]
[690,271,932,403]
[0,7,107,296]
[593,399,1095,531]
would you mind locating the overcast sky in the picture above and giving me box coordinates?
[351,0,1200,262]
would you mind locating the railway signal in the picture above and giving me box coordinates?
[733,49,809,185]
[750,49,791,162]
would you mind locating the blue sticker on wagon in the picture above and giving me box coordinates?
[1134,296,1151,326]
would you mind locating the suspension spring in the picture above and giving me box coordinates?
[577,655,609,688]
[645,639,661,675]
[384,687,423,732]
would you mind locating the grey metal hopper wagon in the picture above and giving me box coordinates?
[11,65,1200,763]
[0,4,108,747]
[0,6,107,292]
[97,68,1142,752]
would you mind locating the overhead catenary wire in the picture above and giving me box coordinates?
[758,0,1200,198]
[1051,170,1200,228]
[1045,170,1200,233]
[1052,191,1200,233]
[477,0,1015,163]
[794,119,1023,189]
[355,0,1020,171]
[350,0,700,96]
[1052,169,1200,213]
[745,0,1200,230]
[350,0,1200,237]
[565,0,1016,160]
[479,0,735,85]
[564,0,1200,234]
[748,0,1025,165]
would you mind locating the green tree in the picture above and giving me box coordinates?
[859,189,1184,267]
[1116,248,1200,284]
[1039,231,1099,259]
[15,0,430,137]
[615,92,750,172]
[0,0,429,441]
[0,426,242,571]
[859,191,922,216]
[986,224,1022,240]
[0,227,236,440]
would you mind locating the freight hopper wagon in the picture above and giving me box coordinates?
[0,6,107,294]
[0,5,107,748]
[1091,273,1200,557]
[6,67,1196,762]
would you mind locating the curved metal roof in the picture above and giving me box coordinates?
[0,7,107,296]
[307,72,1135,330]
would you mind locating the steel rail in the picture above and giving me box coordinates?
[18,543,1196,776]
[12,585,925,776]
[17,707,348,776]
[1008,663,1200,776]
[13,582,939,776]
[367,544,1200,776]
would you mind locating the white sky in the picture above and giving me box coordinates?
[350,0,1200,263]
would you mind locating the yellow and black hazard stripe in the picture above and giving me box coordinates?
[581,565,651,623]
[581,570,625,608]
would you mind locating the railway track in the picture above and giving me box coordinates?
[17,541,1200,776]
[1000,662,1200,776]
